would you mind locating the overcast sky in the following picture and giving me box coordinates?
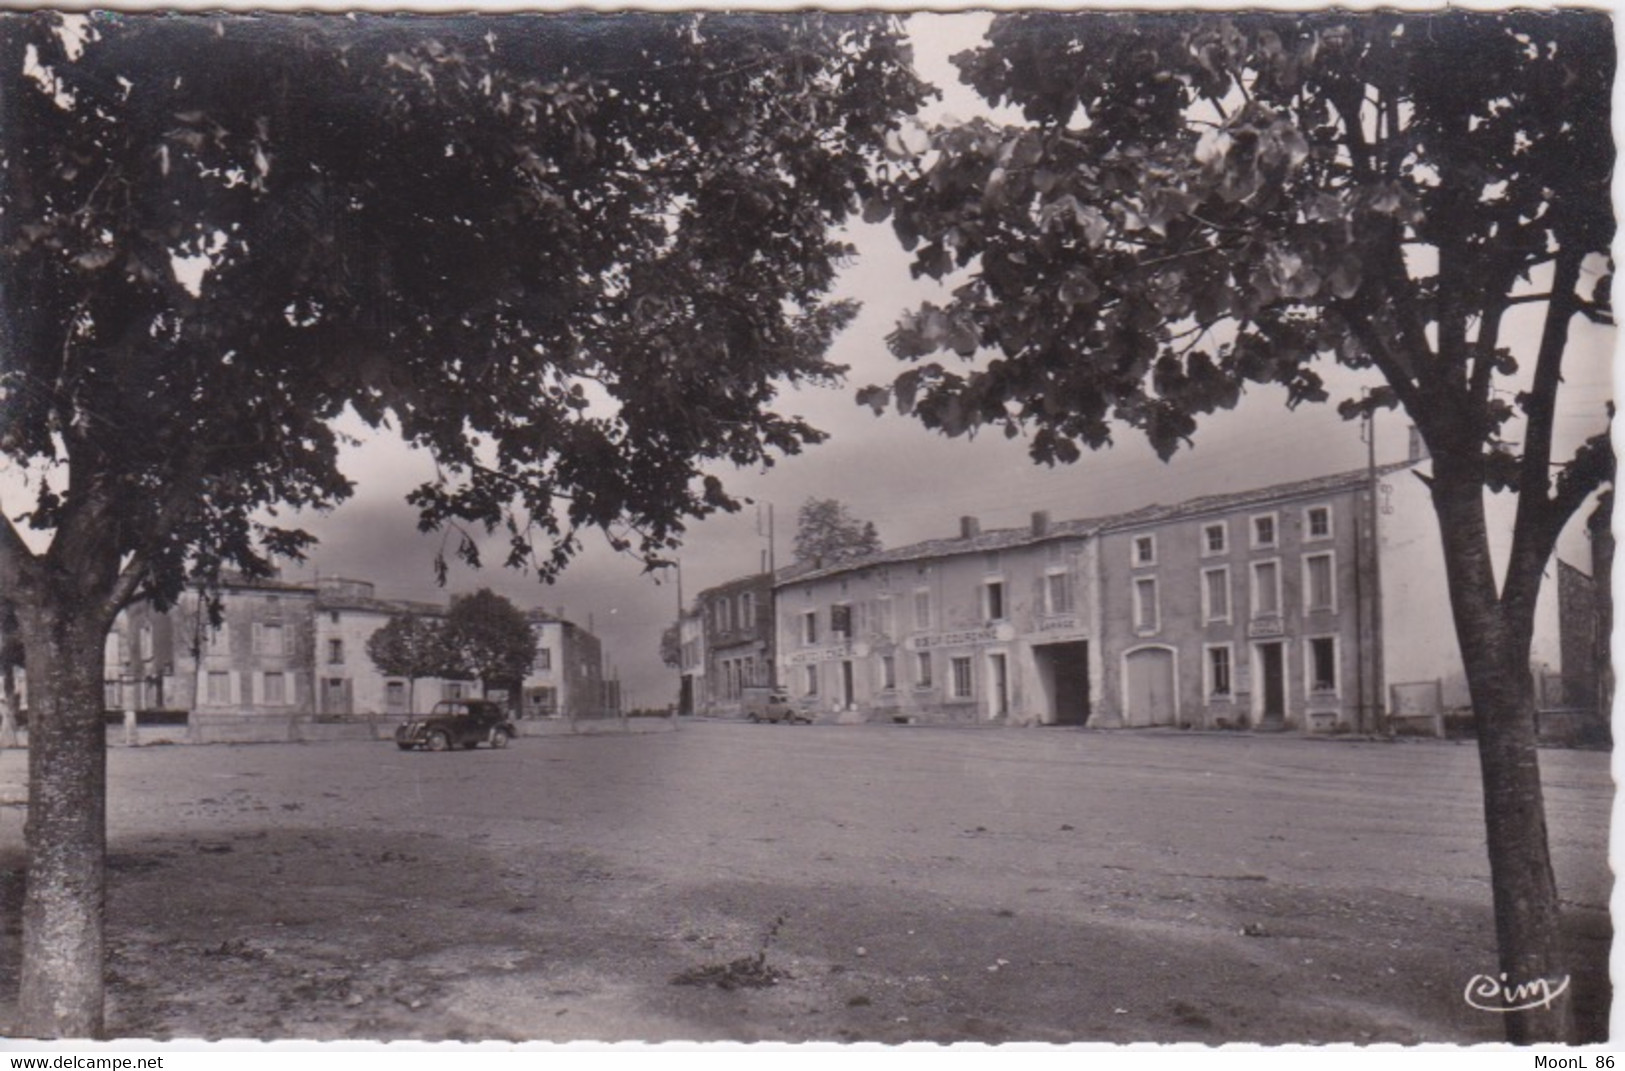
[263,11,1617,711]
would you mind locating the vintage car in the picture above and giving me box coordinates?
[395,699,516,751]
[741,686,811,724]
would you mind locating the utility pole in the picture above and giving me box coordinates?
[767,503,778,688]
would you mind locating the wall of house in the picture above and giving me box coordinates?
[697,573,774,716]
[775,529,1099,726]
[1097,487,1371,733]
[118,586,319,717]
[567,622,606,717]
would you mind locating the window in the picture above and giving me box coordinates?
[983,581,1006,622]
[879,654,896,691]
[801,610,819,646]
[950,656,973,699]
[1045,570,1074,615]
[1206,645,1233,699]
[140,624,154,660]
[913,590,932,630]
[105,632,123,665]
[1251,513,1278,549]
[1133,534,1157,566]
[1308,637,1338,694]
[534,648,552,671]
[915,651,933,688]
[876,597,895,639]
[1202,566,1231,623]
[257,623,285,656]
[804,664,819,696]
[262,671,287,706]
[1133,577,1159,632]
[1304,552,1336,613]
[386,681,406,708]
[740,593,755,629]
[206,671,231,704]
[104,680,122,709]
[443,680,468,700]
[831,603,853,638]
[1202,522,1228,556]
[1306,505,1333,540]
[206,623,230,655]
[1251,560,1281,617]
[327,638,344,665]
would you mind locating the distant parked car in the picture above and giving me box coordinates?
[395,699,516,751]
[741,686,810,724]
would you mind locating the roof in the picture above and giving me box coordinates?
[314,593,445,616]
[776,514,1113,587]
[214,573,317,596]
[1098,460,1419,534]
[774,460,1421,589]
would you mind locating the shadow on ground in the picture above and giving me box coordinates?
[0,827,1608,1044]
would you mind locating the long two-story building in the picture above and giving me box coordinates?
[770,458,1586,735]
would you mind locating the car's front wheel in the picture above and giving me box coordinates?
[426,731,451,752]
[489,729,510,749]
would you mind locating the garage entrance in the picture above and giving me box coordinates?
[1124,647,1176,727]
[1033,641,1091,725]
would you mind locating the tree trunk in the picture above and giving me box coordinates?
[1431,472,1573,1043]
[14,591,111,1038]
[0,670,18,749]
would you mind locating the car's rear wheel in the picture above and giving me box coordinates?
[489,729,510,749]
[427,731,450,752]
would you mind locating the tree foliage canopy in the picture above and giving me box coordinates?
[862,11,1612,519]
[444,588,537,686]
[792,496,883,565]
[0,11,930,614]
[364,612,458,685]
[658,620,682,669]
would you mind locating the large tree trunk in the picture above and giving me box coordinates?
[1431,471,1573,1043]
[16,595,112,1038]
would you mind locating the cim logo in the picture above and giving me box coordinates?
[1463,972,1571,1014]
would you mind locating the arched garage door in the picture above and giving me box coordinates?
[1124,647,1176,727]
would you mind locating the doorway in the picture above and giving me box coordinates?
[1034,641,1090,725]
[987,652,1010,720]
[1124,647,1176,727]
[840,660,855,711]
[1255,641,1286,729]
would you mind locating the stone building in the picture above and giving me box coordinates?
[774,512,1103,725]
[521,611,607,720]
[110,575,319,719]
[768,459,1583,734]
[692,572,774,717]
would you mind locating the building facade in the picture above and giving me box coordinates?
[81,576,613,723]
[521,612,607,720]
[775,513,1104,726]
[109,576,320,719]
[312,578,450,717]
[767,461,1585,735]
[693,572,774,717]
[676,606,705,716]
[1094,467,1397,733]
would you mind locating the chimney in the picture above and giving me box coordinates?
[960,515,981,540]
[1031,510,1050,537]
